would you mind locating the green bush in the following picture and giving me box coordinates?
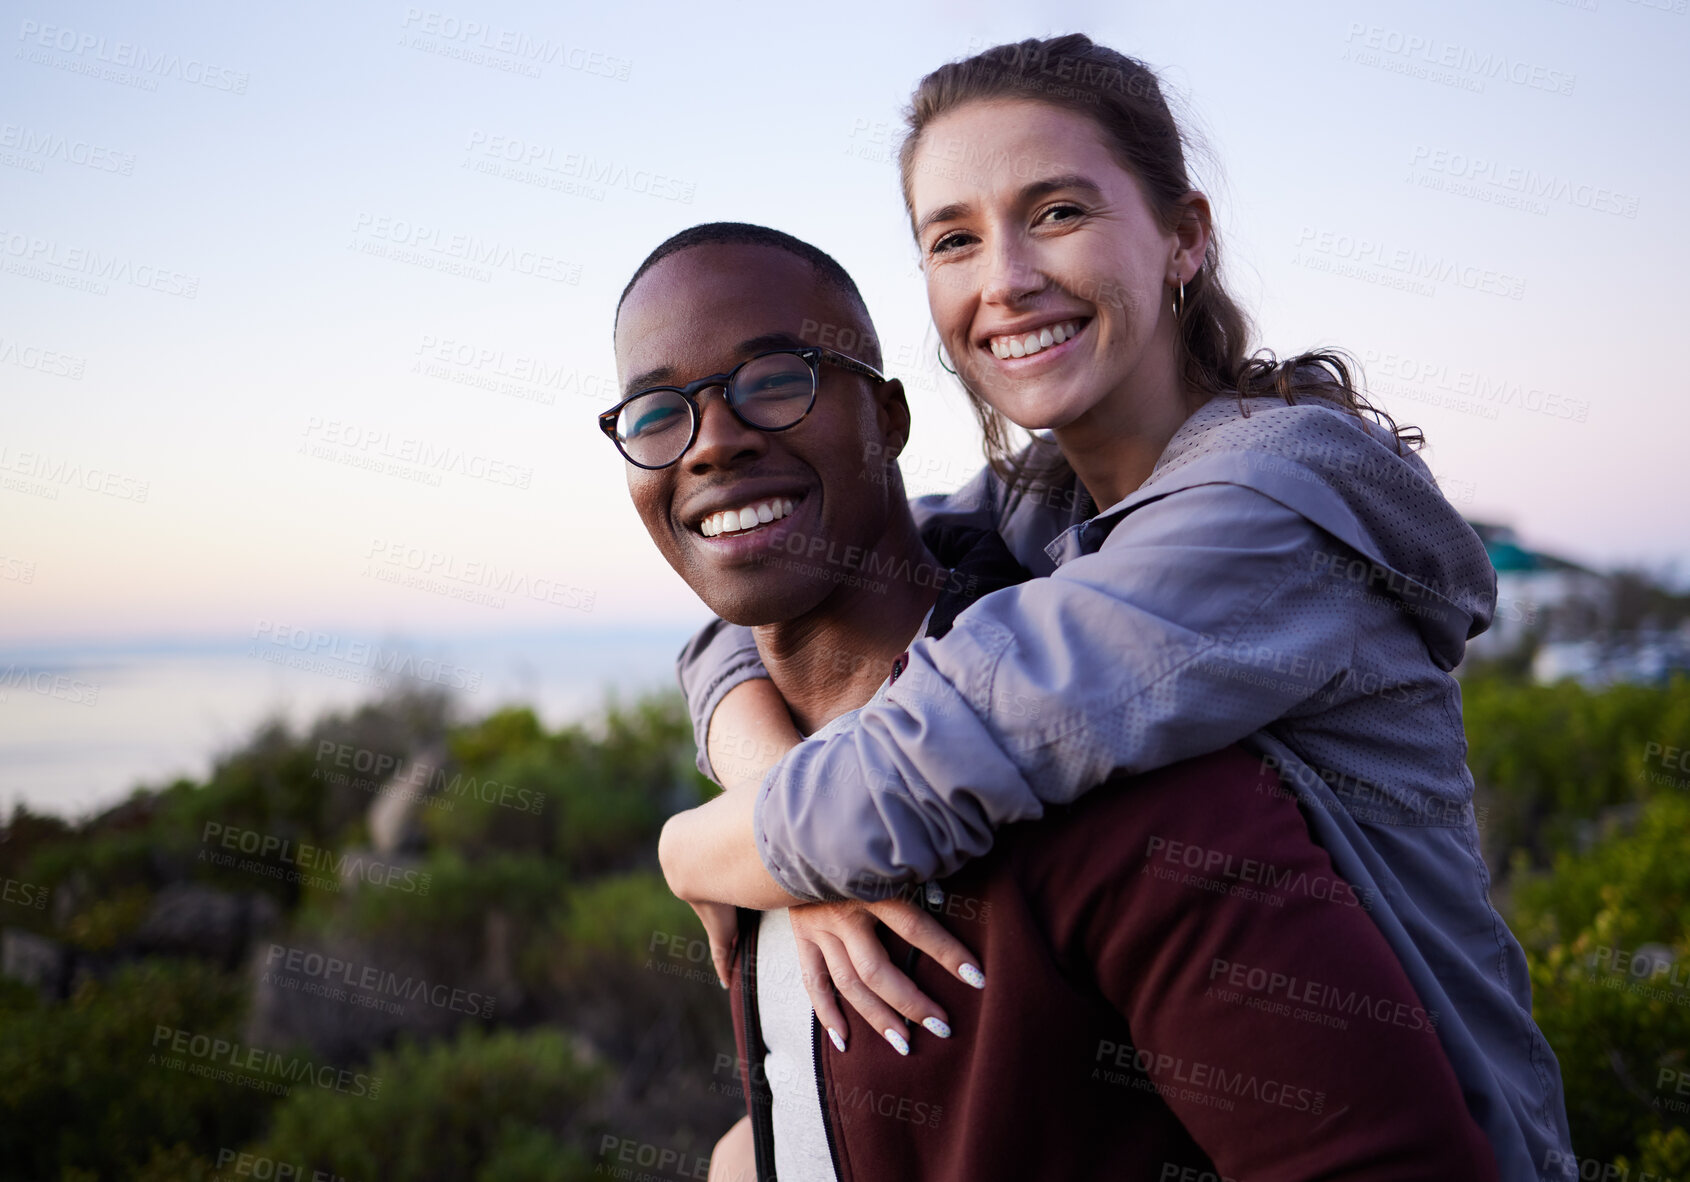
[545,871,702,973]
[1508,790,1690,1168]
[0,959,265,1182]
[303,849,567,953]
[435,695,710,876]
[1463,673,1690,870]
[250,1025,601,1182]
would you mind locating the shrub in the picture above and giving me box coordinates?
[0,959,265,1181]
[249,1025,602,1182]
[1463,673,1690,872]
[1508,790,1690,1167]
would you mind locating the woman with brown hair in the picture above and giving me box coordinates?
[664,35,1574,1182]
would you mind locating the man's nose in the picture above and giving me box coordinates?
[685,386,766,471]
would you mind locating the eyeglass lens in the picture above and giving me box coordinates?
[615,352,816,467]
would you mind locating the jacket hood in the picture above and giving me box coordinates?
[1076,396,1496,671]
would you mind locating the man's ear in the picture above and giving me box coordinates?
[872,378,911,460]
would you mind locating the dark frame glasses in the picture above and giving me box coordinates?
[599,346,886,469]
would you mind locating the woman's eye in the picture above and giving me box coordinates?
[929,231,973,256]
[1038,203,1084,226]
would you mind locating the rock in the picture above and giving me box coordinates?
[368,744,448,855]
[246,934,487,1063]
[131,883,278,969]
[1,928,71,998]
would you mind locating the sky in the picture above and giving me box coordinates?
[2,0,1686,653]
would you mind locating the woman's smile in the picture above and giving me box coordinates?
[982,317,1091,361]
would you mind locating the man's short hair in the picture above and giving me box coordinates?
[614,222,874,354]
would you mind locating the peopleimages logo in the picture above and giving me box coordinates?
[150,1025,380,1099]
[314,740,547,814]
[263,944,495,1018]
[1294,226,1525,300]
[351,213,581,284]
[200,822,433,895]
[16,20,251,93]
[248,621,485,692]
[0,229,200,297]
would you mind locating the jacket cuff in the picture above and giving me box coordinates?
[675,622,766,783]
[752,763,825,901]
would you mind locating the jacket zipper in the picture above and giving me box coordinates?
[812,1016,847,1182]
[737,913,778,1182]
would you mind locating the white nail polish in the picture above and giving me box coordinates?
[828,1027,847,1053]
[923,1016,951,1039]
[924,881,945,907]
[959,963,985,989]
[884,1027,910,1056]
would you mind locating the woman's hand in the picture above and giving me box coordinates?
[689,899,739,990]
[790,896,984,1055]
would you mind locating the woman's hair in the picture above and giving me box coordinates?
[898,34,1420,489]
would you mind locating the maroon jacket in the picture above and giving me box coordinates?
[727,746,1499,1181]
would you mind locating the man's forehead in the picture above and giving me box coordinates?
[615,245,859,374]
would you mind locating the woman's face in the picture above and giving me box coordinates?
[909,98,1201,440]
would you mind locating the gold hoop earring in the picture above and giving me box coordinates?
[1171,274,1186,319]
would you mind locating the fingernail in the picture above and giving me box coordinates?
[924,881,945,907]
[883,1027,910,1056]
[719,979,729,990]
[922,1016,951,1039]
[959,963,985,989]
[828,1027,847,1053]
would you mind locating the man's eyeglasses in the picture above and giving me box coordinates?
[600,347,886,470]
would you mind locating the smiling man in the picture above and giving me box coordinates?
[609,226,942,735]
[608,223,1498,1182]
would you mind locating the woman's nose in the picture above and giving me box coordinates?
[979,241,1045,307]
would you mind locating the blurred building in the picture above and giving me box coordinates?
[1462,521,1690,685]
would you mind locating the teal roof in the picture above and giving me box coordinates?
[1486,541,1540,573]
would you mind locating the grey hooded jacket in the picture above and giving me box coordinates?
[676,395,1575,1181]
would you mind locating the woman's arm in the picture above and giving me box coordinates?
[752,482,1373,902]
[661,787,799,910]
[706,678,802,794]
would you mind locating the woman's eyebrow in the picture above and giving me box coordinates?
[915,201,970,240]
[1021,173,1105,203]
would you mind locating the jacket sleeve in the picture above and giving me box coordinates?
[754,481,1366,900]
[674,460,1074,781]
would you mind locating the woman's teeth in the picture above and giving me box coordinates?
[989,320,1083,360]
[699,497,797,538]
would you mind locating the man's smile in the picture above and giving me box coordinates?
[698,495,800,538]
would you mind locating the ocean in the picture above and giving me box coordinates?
[0,626,702,821]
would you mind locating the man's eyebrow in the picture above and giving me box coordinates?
[735,331,808,354]
[913,173,1106,241]
[621,331,810,397]
[623,364,674,397]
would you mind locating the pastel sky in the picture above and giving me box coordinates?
[3,0,1686,651]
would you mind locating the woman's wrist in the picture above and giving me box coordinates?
[661,790,805,910]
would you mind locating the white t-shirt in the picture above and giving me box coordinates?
[757,608,934,1181]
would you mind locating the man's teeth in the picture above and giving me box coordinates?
[989,320,1083,360]
[699,497,798,538]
